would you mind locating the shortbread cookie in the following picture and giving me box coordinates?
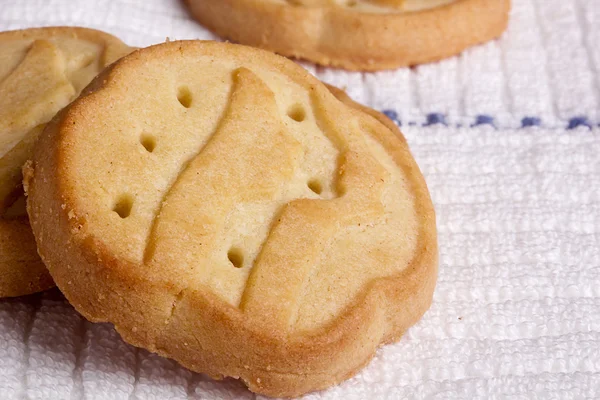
[25,41,437,396]
[0,27,132,297]
[185,0,511,70]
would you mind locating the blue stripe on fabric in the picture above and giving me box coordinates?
[380,110,595,130]
[425,113,447,126]
[472,115,495,127]
[521,117,542,128]
[382,110,399,124]
[567,117,592,130]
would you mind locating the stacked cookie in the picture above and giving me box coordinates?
[186,0,511,70]
[0,27,132,297]
[4,27,440,397]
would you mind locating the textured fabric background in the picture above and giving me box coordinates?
[1,1,599,399]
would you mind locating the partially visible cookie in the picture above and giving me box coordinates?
[25,40,437,396]
[0,27,133,297]
[185,0,511,70]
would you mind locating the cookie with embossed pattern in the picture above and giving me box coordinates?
[24,40,437,396]
[185,0,511,70]
[0,27,132,297]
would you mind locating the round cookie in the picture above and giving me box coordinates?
[0,27,132,297]
[25,41,437,396]
[185,0,511,71]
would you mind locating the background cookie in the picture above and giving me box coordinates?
[0,27,132,297]
[25,41,437,397]
[185,0,511,71]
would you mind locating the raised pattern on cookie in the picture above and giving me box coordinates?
[0,29,132,213]
[25,41,437,396]
[60,57,418,331]
[0,27,132,298]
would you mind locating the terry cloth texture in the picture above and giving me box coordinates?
[0,0,599,399]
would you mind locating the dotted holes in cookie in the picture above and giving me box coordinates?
[287,104,306,122]
[113,194,134,219]
[346,0,358,7]
[227,248,244,269]
[177,86,193,108]
[307,179,323,195]
[140,133,157,153]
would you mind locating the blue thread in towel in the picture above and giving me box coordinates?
[377,110,593,130]
[383,109,398,122]
[472,115,495,127]
[567,117,591,130]
[383,110,402,126]
[425,113,447,126]
[521,117,541,128]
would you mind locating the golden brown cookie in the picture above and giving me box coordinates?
[185,0,511,71]
[0,27,132,297]
[25,41,437,396]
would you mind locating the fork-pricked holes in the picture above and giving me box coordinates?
[140,133,157,153]
[287,104,306,122]
[113,193,134,219]
[227,247,244,268]
[307,178,323,195]
[177,86,193,108]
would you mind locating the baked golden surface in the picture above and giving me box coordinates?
[185,0,510,71]
[25,40,437,396]
[0,27,132,297]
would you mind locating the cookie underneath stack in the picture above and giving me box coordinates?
[185,0,511,70]
[0,27,132,297]
[25,40,437,397]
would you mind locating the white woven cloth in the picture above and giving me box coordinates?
[1,1,599,399]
